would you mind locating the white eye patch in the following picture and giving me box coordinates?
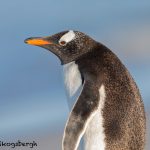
[59,30,75,45]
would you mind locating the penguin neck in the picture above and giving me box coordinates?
[63,61,83,109]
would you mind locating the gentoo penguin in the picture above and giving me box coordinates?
[25,30,146,150]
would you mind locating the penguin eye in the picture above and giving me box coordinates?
[59,41,67,46]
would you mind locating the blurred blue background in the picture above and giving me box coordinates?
[0,0,149,149]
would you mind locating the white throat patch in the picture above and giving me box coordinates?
[59,30,75,44]
[63,62,82,97]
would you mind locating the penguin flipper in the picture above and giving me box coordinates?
[62,81,99,150]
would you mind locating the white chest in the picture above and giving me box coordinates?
[63,62,82,99]
[84,85,106,150]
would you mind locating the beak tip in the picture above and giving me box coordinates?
[24,39,28,44]
[24,37,32,44]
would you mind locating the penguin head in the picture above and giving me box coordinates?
[25,30,96,64]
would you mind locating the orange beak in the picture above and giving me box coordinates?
[24,38,51,46]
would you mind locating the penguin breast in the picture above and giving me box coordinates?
[63,61,82,98]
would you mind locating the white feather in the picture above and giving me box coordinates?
[63,61,82,98]
[74,110,97,150]
[84,84,106,150]
[59,30,75,43]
